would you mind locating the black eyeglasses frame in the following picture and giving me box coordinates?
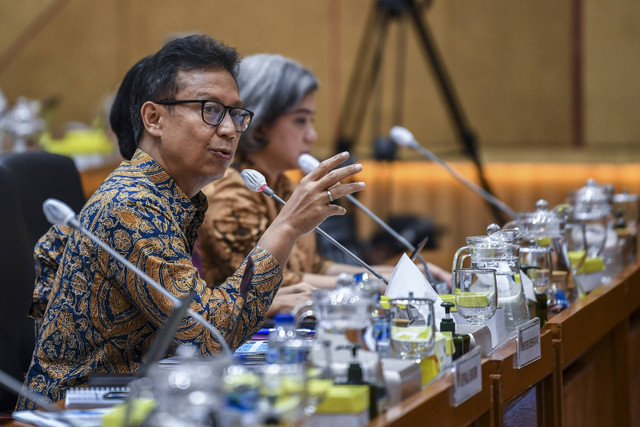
[156,99,254,133]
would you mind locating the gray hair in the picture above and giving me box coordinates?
[236,54,318,153]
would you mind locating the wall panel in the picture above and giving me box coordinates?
[0,0,638,161]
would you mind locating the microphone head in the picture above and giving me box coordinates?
[298,153,320,175]
[240,169,268,193]
[390,126,418,148]
[43,198,77,227]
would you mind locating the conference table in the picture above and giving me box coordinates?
[368,258,640,427]
[6,255,639,427]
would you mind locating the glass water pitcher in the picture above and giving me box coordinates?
[293,286,379,384]
[505,199,575,306]
[452,224,531,335]
[565,179,616,293]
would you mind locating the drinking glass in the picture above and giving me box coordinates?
[453,267,498,325]
[143,351,232,426]
[520,246,553,295]
[297,339,333,418]
[389,295,436,361]
[223,362,306,427]
[565,222,607,295]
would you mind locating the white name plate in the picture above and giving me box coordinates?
[451,347,482,407]
[515,317,541,369]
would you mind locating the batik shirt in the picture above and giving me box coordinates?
[17,149,282,409]
[197,160,332,288]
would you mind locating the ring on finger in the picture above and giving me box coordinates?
[327,190,334,203]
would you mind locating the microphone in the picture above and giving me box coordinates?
[390,126,518,220]
[42,198,233,356]
[299,153,439,284]
[240,169,389,285]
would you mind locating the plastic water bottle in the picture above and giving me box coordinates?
[354,273,390,357]
[266,313,302,364]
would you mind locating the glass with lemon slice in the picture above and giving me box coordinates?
[389,295,436,361]
[453,267,498,325]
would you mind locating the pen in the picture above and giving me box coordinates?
[104,391,129,399]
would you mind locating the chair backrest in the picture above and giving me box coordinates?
[0,166,36,412]
[0,151,85,411]
[0,151,86,248]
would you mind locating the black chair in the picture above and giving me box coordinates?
[0,151,86,248]
[0,151,86,412]
[0,167,37,412]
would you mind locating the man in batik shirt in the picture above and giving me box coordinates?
[18,34,365,409]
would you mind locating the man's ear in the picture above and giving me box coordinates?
[140,101,163,138]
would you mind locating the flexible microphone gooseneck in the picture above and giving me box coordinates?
[390,126,518,221]
[240,169,389,285]
[0,370,58,413]
[0,370,87,427]
[298,153,439,284]
[42,198,233,356]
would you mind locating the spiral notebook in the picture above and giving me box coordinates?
[64,386,129,408]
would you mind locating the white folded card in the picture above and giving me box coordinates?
[386,253,446,323]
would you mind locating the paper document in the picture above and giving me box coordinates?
[13,409,110,427]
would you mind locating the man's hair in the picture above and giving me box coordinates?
[110,35,240,160]
[235,54,318,154]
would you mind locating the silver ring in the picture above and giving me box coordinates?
[327,190,334,203]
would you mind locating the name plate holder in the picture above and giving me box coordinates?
[514,317,541,369]
[451,346,482,407]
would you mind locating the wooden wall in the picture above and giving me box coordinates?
[1,0,639,162]
[353,161,640,249]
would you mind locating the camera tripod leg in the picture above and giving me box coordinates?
[405,1,506,223]
[334,0,507,224]
[335,5,394,153]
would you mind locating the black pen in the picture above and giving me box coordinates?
[410,236,429,261]
[104,391,129,399]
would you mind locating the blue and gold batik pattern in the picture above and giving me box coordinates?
[17,149,282,409]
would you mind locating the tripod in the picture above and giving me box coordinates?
[333,0,507,224]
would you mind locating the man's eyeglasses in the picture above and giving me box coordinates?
[156,100,254,133]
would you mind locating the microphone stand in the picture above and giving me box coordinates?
[345,193,437,283]
[0,370,80,427]
[0,371,58,413]
[299,154,439,284]
[239,173,389,285]
[270,192,389,285]
[408,141,518,221]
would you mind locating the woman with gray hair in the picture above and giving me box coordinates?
[195,54,446,315]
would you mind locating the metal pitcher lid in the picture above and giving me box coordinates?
[516,199,564,238]
[572,179,612,220]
